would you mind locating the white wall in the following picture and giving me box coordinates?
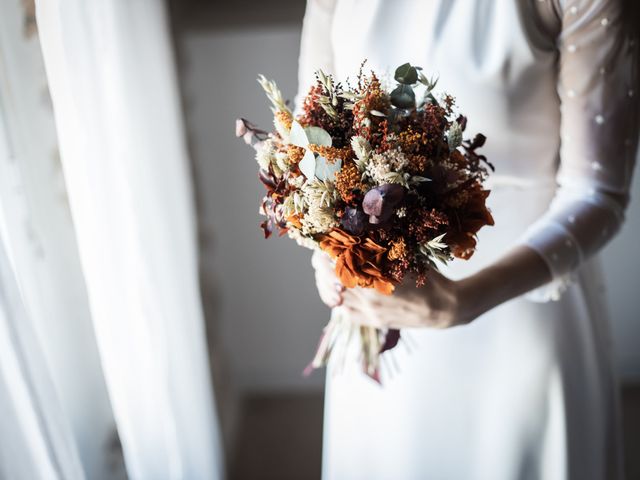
[179,23,640,392]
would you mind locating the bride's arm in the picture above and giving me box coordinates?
[340,0,639,328]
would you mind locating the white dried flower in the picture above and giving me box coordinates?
[258,74,291,115]
[301,179,338,209]
[288,175,305,188]
[446,121,463,151]
[275,151,290,172]
[351,135,371,160]
[395,207,407,218]
[271,163,283,177]
[366,148,409,184]
[255,139,275,170]
[282,193,306,218]
[380,171,409,187]
[301,206,338,235]
[274,116,290,141]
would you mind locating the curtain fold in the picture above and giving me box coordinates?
[0,0,118,477]
[34,0,224,478]
[0,111,85,480]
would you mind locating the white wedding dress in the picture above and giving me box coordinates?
[297,1,639,479]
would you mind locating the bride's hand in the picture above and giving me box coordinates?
[341,269,471,329]
[311,250,345,308]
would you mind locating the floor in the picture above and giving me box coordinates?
[230,385,640,480]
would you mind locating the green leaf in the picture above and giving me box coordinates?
[289,120,309,148]
[390,84,416,109]
[304,126,332,147]
[315,157,342,181]
[394,63,418,85]
[298,150,316,179]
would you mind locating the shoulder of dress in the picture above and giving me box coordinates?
[310,0,337,12]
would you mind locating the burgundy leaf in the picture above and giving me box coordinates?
[380,329,401,354]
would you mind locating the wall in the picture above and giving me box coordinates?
[178,13,640,392]
[180,24,327,392]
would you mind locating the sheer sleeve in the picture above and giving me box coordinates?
[520,0,639,301]
[295,0,337,114]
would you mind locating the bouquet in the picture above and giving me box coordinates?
[236,62,494,381]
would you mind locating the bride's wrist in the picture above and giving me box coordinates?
[454,276,493,325]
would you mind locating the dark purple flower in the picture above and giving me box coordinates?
[362,184,405,224]
[341,207,367,235]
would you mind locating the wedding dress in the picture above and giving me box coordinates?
[297,1,639,479]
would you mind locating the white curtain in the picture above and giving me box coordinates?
[34,0,224,478]
[0,98,85,480]
[0,0,118,478]
[0,0,224,478]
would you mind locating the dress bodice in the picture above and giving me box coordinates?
[330,0,561,182]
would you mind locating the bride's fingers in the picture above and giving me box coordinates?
[315,272,341,307]
[344,307,383,328]
[342,291,387,327]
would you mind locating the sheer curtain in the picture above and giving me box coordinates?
[0,0,117,478]
[0,0,223,477]
[34,0,224,477]
[0,83,85,480]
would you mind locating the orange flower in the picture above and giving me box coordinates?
[318,229,395,295]
[387,237,407,261]
[287,214,303,229]
[334,161,364,203]
[287,145,305,164]
[275,110,293,130]
[308,145,353,163]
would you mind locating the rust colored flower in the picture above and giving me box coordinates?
[407,207,449,244]
[275,110,293,131]
[318,229,395,295]
[405,153,429,175]
[446,184,494,259]
[287,214,303,229]
[308,144,353,163]
[352,74,390,139]
[287,145,305,164]
[335,161,364,202]
[387,237,407,261]
[397,128,429,154]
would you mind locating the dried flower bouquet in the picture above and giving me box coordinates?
[237,62,494,381]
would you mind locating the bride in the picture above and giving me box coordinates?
[299,0,639,479]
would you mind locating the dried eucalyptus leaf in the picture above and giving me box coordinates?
[305,126,332,147]
[315,157,342,181]
[290,120,309,148]
[299,150,316,179]
[390,84,416,109]
[394,63,418,85]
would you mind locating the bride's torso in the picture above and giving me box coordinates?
[330,0,564,274]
